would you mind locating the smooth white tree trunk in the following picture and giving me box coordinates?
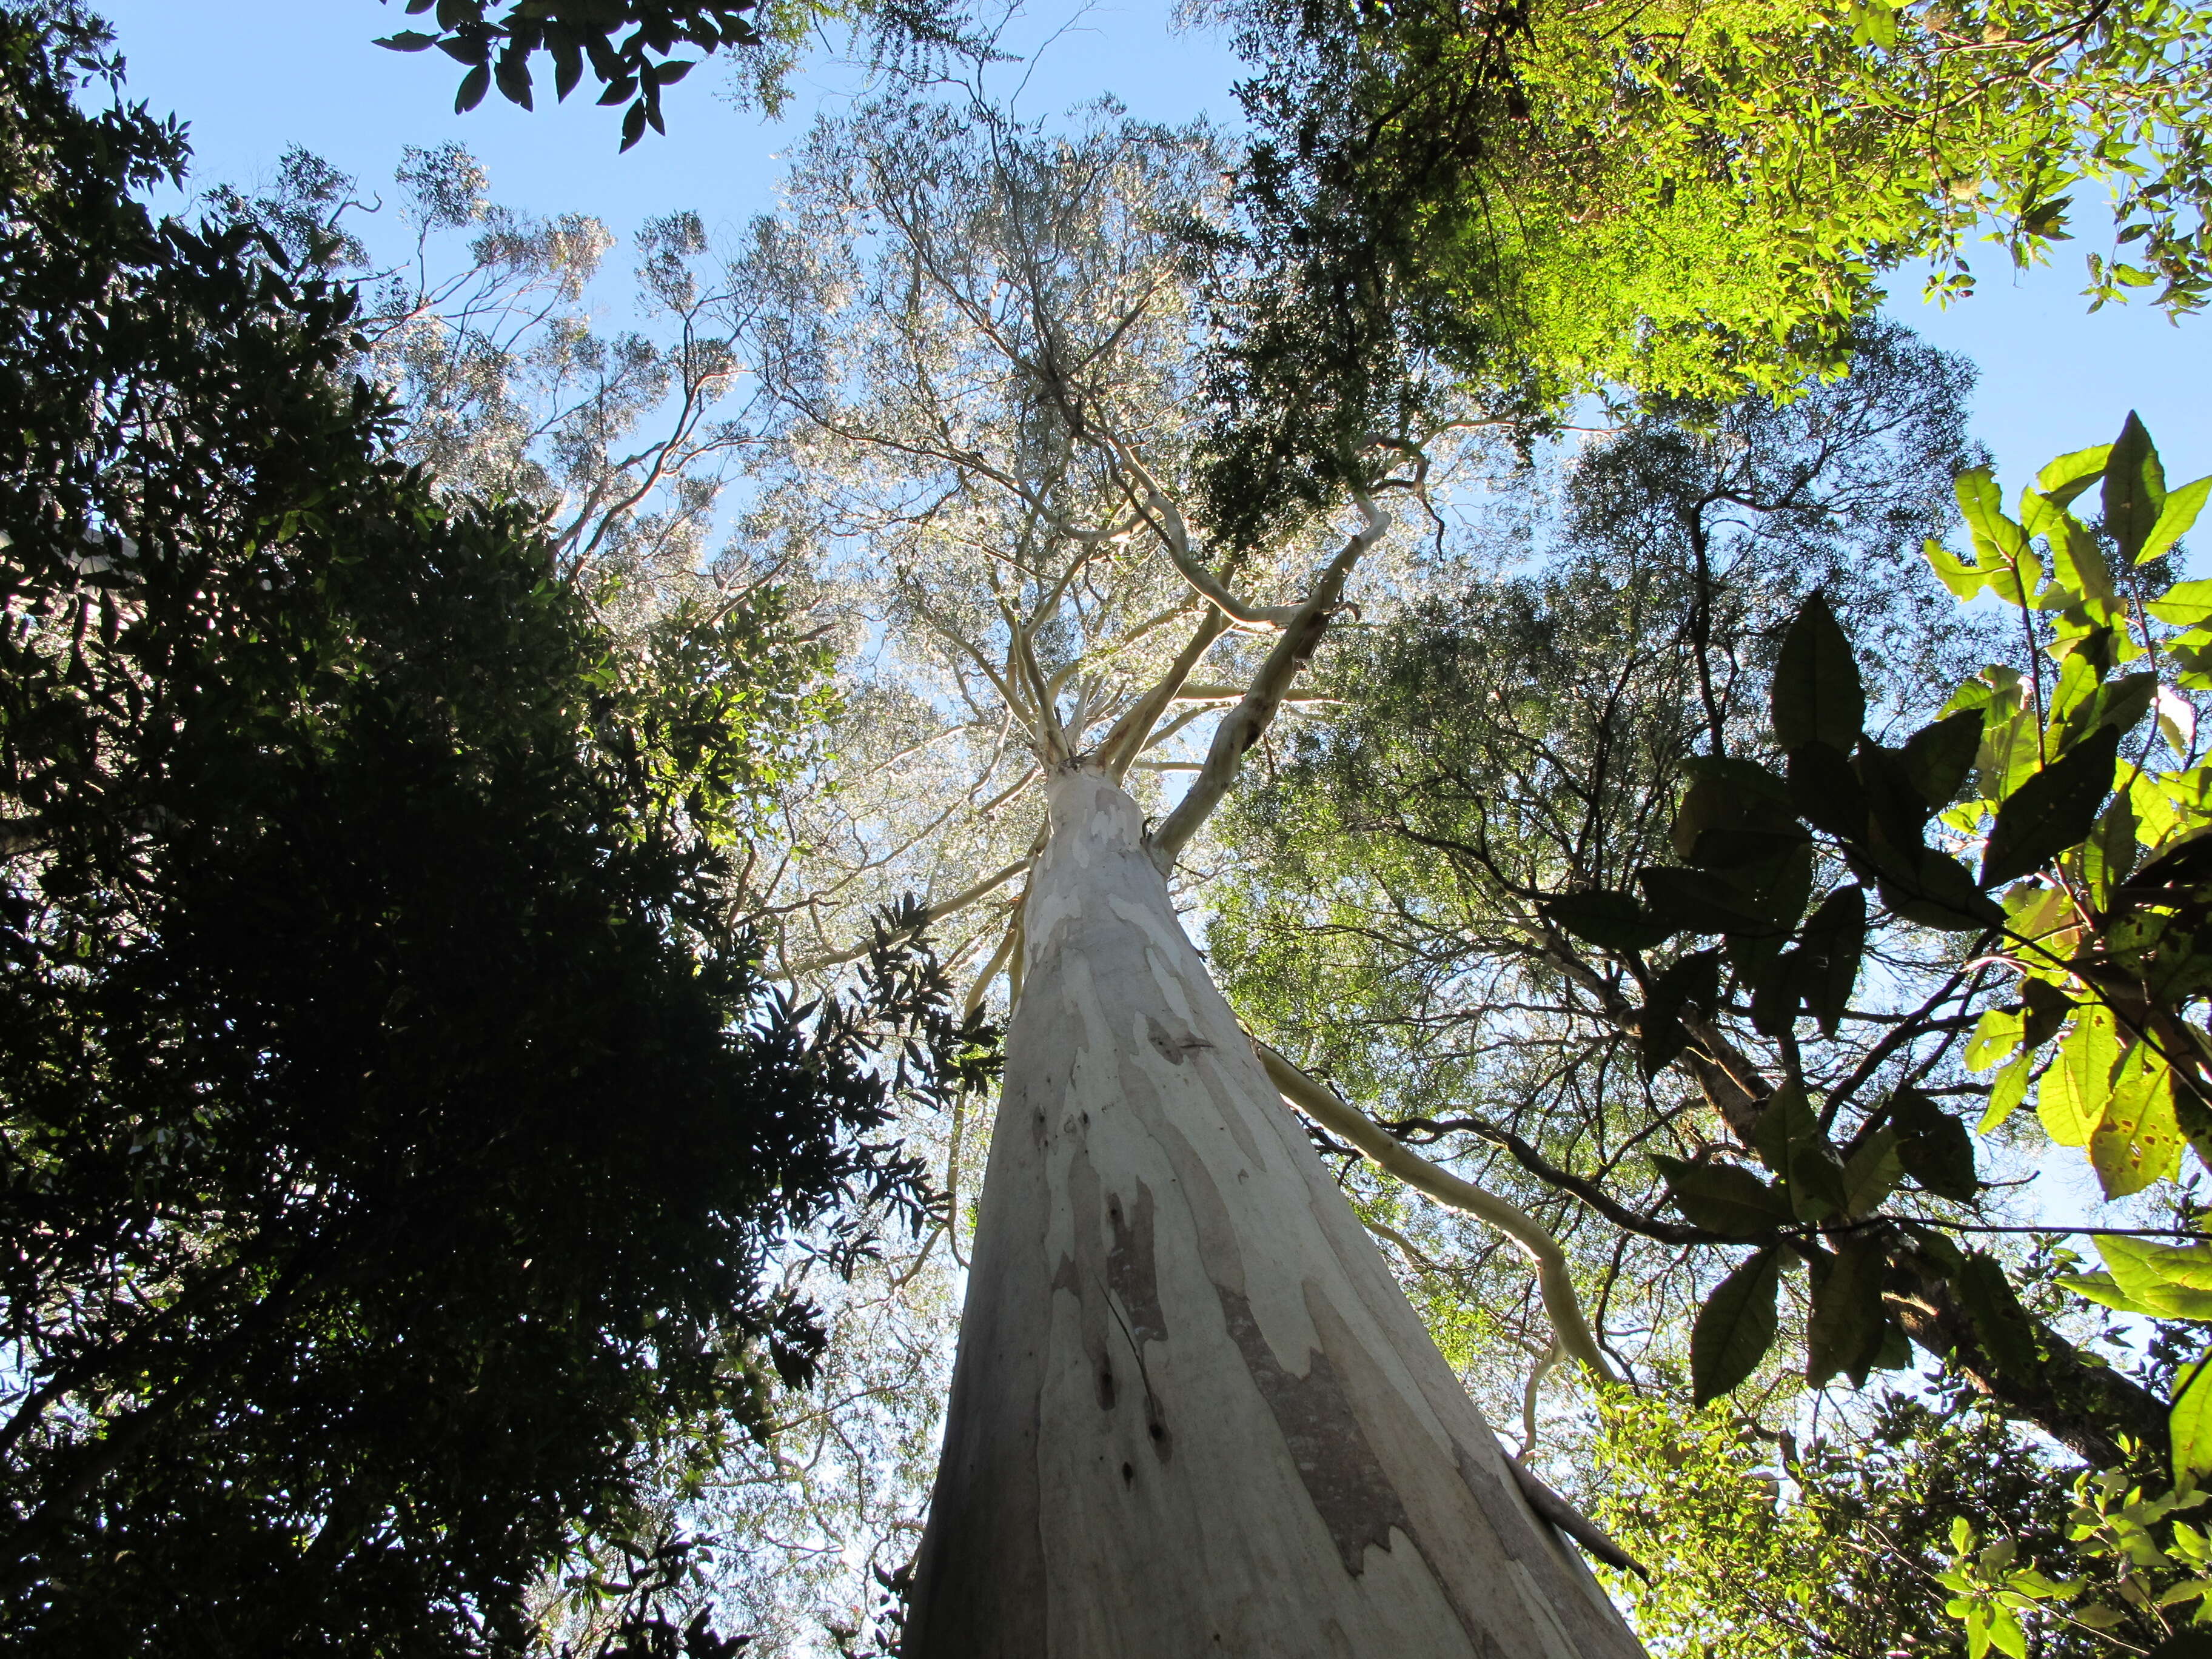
[903,769,1646,1658]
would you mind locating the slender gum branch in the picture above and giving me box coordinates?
[1096,608,1233,780]
[786,857,1031,976]
[1256,1041,1624,1384]
[1106,437,1300,631]
[1148,494,1389,870]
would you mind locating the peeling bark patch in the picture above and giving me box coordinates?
[1146,1013,1210,1066]
[1216,1284,1410,1576]
[1105,1182,1167,1346]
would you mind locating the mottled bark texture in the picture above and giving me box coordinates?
[903,770,1646,1658]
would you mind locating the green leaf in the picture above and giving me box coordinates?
[1787,740,1870,840]
[2142,475,2212,566]
[455,61,492,112]
[1980,724,2122,888]
[1639,866,1782,936]
[2097,1235,2212,1316]
[1986,1602,2028,1659]
[1806,1238,1886,1389]
[2105,412,2169,563]
[1956,471,2043,605]
[1880,848,2007,931]
[1902,710,1985,810]
[2056,1269,2169,1316]
[2029,492,2120,616]
[1953,1249,2041,1380]
[2056,671,2155,756]
[1787,1140,1851,1223]
[1799,884,1865,1037]
[1893,1088,1980,1201]
[1772,591,1863,751]
[1651,1155,1794,1237]
[2039,1004,2120,1149]
[2081,792,2139,909]
[1925,535,1985,599]
[1691,1246,1783,1404]
[1965,1005,2027,1071]
[2037,442,2113,508]
[1541,889,1674,953]
[1841,1126,1903,1216]
[2091,1041,2182,1198]
[1978,1048,2041,1133]
[375,30,440,49]
[2151,580,2212,629]
[2176,1351,2212,1486]
[1751,1079,1818,1175]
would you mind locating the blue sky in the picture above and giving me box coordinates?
[96,0,2212,498]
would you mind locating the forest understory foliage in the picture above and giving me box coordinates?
[7,0,2212,1654]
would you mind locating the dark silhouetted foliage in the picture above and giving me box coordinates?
[0,9,989,1651]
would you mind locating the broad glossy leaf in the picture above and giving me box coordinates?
[1646,947,1723,1024]
[2045,649,2100,737]
[2124,823,2212,894]
[1542,889,1674,953]
[2055,671,2156,756]
[1806,1238,1886,1389]
[1880,848,2006,931]
[1979,1046,2036,1133]
[2100,1232,2212,1300]
[1691,1247,1782,1405]
[1799,884,1865,1037]
[2143,475,2212,566]
[2080,792,2139,909]
[1840,1126,1903,1216]
[1651,1154,1794,1237]
[2105,412,2169,563]
[1976,706,2042,800]
[1953,1249,2041,1380]
[1980,725,2122,888]
[1956,470,2043,605]
[1856,741,1936,851]
[1893,1089,1980,1201]
[1944,665,2025,722]
[1902,710,1985,810]
[2057,1269,2168,1316]
[1787,740,1869,840]
[1925,535,1985,599]
[2020,976,2074,1051]
[2039,1005,2120,1149]
[1689,825,1811,873]
[1640,866,1781,936]
[1771,591,1863,752]
[1965,1005,2026,1071]
[2090,1042,2183,1198]
[1671,760,1790,860]
[2151,579,2212,629]
[1752,1079,1819,1175]
[2030,492,2120,616]
[1788,1141,1851,1222]
[2036,442,2113,508]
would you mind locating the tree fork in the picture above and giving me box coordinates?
[902,768,1644,1658]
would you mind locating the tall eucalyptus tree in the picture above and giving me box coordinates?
[733,98,1644,1657]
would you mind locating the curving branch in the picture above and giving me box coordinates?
[1106,438,1301,632]
[785,857,1031,977]
[1255,1041,1624,1386]
[1147,494,1390,871]
[1096,607,1232,780]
